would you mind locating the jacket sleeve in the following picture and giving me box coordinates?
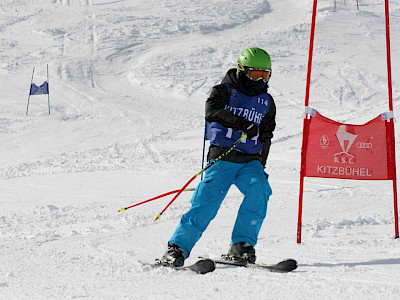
[205,84,248,131]
[259,97,276,167]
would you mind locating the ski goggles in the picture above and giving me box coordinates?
[238,63,271,82]
[247,69,271,82]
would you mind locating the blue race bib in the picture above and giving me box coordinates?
[210,84,271,154]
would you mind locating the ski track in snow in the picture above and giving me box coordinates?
[1,0,400,299]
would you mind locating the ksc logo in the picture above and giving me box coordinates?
[334,125,358,164]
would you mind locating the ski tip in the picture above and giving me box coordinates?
[188,259,216,274]
[119,207,126,213]
[276,259,298,272]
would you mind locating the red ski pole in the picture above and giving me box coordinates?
[118,188,195,213]
[154,133,247,221]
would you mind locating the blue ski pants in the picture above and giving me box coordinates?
[169,160,272,258]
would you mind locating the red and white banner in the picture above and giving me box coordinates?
[302,111,394,180]
[297,0,398,243]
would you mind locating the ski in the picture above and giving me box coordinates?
[138,258,216,274]
[199,257,297,273]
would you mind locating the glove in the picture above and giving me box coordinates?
[243,122,258,139]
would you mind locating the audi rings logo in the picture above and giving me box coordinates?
[356,142,373,149]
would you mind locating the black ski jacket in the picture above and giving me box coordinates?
[205,69,276,167]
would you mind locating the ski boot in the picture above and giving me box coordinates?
[223,242,256,264]
[157,243,185,267]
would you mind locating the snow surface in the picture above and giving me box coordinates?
[1,0,400,298]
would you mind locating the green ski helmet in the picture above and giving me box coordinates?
[237,47,272,82]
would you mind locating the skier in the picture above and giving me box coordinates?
[160,47,276,267]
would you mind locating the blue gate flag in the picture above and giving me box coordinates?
[204,120,212,141]
[29,81,49,95]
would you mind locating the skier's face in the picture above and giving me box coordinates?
[238,71,268,92]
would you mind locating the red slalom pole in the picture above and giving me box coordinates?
[297,0,317,244]
[118,188,195,213]
[154,133,247,221]
[305,0,318,108]
[384,0,399,238]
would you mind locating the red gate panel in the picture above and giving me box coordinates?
[297,0,398,243]
[303,111,393,180]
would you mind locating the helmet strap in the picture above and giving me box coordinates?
[236,62,245,78]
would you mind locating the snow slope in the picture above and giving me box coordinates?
[0,0,400,298]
